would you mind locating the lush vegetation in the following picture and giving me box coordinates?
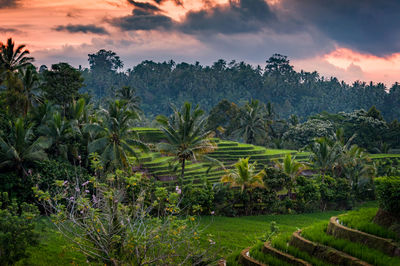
[1,37,400,265]
[301,222,400,266]
[339,206,399,240]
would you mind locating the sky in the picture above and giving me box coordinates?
[1,0,399,86]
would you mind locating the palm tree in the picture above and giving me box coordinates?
[234,100,266,144]
[85,100,148,170]
[337,145,375,198]
[221,157,265,192]
[307,137,340,182]
[0,118,50,177]
[221,157,265,214]
[0,38,34,82]
[274,154,308,198]
[156,102,217,180]
[116,86,141,113]
[38,112,71,159]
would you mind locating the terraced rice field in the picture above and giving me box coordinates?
[132,128,299,186]
[238,206,400,266]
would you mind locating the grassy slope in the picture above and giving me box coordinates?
[198,210,344,258]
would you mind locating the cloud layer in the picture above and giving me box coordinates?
[54,24,108,35]
[108,0,400,57]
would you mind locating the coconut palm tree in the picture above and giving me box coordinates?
[234,100,266,144]
[86,100,148,170]
[0,118,50,177]
[156,102,217,180]
[221,157,265,214]
[221,157,265,192]
[116,86,141,113]
[38,111,71,159]
[307,137,340,182]
[0,38,34,73]
[274,154,308,198]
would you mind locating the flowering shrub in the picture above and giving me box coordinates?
[34,163,216,265]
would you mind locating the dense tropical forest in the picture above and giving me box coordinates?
[1,38,400,266]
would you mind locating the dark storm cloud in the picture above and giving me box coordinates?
[110,0,400,57]
[127,0,161,11]
[179,0,278,34]
[0,0,18,8]
[0,27,18,33]
[110,1,174,31]
[110,12,174,31]
[280,0,400,56]
[54,24,108,35]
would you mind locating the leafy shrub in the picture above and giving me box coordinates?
[294,176,320,212]
[0,171,34,204]
[33,159,90,193]
[263,167,290,192]
[0,193,39,265]
[182,182,214,215]
[319,175,352,210]
[213,183,236,216]
[375,176,400,217]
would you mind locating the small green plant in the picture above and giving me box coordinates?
[375,176,400,216]
[258,221,279,242]
[0,192,39,265]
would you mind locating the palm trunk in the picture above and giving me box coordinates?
[181,159,185,180]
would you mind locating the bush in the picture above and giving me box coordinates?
[33,159,90,193]
[0,193,39,265]
[182,182,214,215]
[0,171,34,204]
[319,175,352,210]
[294,176,320,213]
[375,176,400,217]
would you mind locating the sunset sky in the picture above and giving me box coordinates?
[1,0,399,86]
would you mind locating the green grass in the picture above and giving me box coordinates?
[198,210,343,258]
[270,232,332,266]
[369,154,400,159]
[301,222,400,266]
[16,218,89,266]
[249,242,291,266]
[339,207,399,241]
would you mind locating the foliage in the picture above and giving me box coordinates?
[0,38,34,72]
[157,102,217,180]
[339,207,399,241]
[0,118,50,177]
[233,100,267,144]
[221,157,265,192]
[42,63,84,111]
[86,100,148,170]
[274,154,307,197]
[35,170,216,265]
[374,176,400,217]
[302,222,400,266]
[181,182,215,215]
[0,192,39,265]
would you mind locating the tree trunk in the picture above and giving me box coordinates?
[181,159,185,180]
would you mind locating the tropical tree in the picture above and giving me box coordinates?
[85,100,148,170]
[156,102,217,180]
[221,157,265,214]
[0,38,34,72]
[221,157,265,192]
[37,112,71,159]
[336,145,375,198]
[234,100,266,144]
[307,137,340,181]
[0,118,50,177]
[116,86,141,113]
[275,154,308,198]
